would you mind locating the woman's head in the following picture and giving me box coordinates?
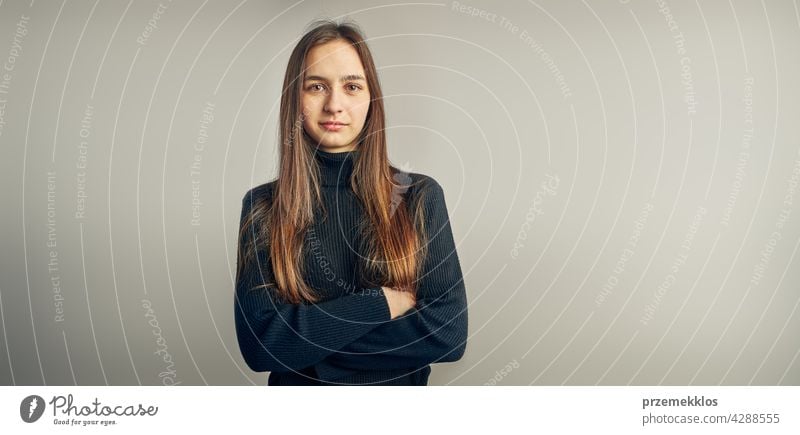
[238,20,428,305]
[301,39,370,152]
[281,20,384,153]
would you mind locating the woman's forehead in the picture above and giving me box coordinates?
[304,40,365,77]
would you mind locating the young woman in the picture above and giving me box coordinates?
[234,20,468,385]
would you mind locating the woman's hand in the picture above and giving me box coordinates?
[382,286,416,319]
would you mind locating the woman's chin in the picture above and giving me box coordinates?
[315,139,357,151]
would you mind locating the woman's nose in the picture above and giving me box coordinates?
[324,89,344,113]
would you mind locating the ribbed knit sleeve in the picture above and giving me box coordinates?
[234,190,392,373]
[314,178,468,381]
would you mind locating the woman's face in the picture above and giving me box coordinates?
[301,39,371,153]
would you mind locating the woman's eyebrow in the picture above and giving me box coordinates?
[304,74,366,82]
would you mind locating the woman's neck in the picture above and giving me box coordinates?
[314,148,358,187]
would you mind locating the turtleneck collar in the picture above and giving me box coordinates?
[314,148,359,187]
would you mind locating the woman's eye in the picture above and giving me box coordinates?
[346,84,362,92]
[308,83,326,92]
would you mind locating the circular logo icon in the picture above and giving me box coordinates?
[20,395,45,423]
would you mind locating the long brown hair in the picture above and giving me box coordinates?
[237,20,429,304]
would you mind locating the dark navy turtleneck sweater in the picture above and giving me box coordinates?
[234,149,468,385]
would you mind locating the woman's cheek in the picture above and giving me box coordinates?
[359,99,370,124]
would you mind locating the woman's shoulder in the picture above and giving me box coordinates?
[402,172,444,199]
[239,173,446,207]
[241,180,278,205]
[397,171,448,217]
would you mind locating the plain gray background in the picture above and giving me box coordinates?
[0,0,798,386]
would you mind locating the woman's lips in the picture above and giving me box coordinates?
[320,122,346,132]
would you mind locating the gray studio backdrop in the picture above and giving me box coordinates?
[0,0,798,386]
